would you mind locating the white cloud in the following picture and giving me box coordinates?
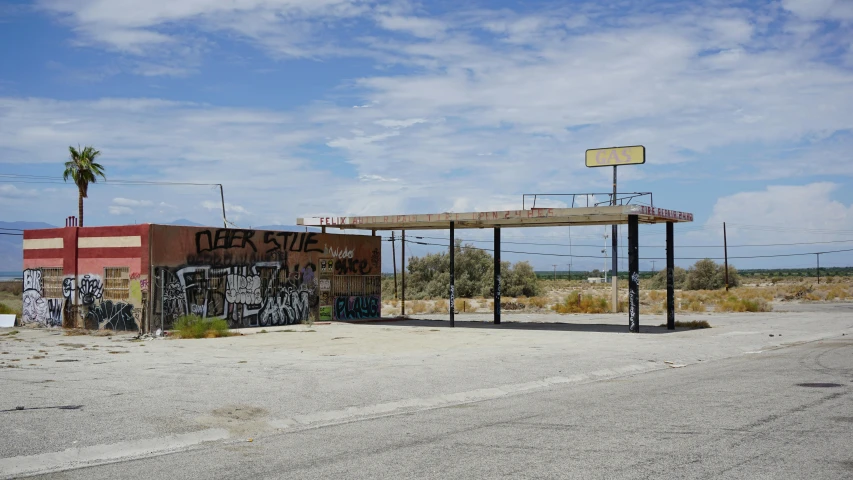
[112,197,154,207]
[108,205,133,215]
[375,15,446,38]
[782,0,853,21]
[374,118,427,128]
[202,201,249,215]
[37,0,372,58]
[705,183,853,243]
[0,184,39,199]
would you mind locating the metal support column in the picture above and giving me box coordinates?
[494,227,501,324]
[612,166,618,312]
[628,214,639,333]
[401,230,406,316]
[449,221,455,327]
[666,221,675,330]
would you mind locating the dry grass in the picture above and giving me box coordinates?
[552,291,610,314]
[715,297,772,312]
[408,300,428,315]
[523,296,550,309]
[431,300,449,314]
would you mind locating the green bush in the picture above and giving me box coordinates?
[685,259,740,290]
[0,303,17,315]
[647,267,687,289]
[552,291,609,314]
[405,240,540,299]
[173,315,231,339]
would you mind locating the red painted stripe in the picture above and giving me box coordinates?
[24,228,67,240]
[23,248,65,259]
[77,225,149,237]
[78,247,141,258]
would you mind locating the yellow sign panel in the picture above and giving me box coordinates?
[585,145,645,167]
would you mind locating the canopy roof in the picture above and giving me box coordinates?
[297,205,693,231]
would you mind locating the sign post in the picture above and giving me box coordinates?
[585,145,645,313]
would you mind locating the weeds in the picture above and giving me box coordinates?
[715,297,772,312]
[173,315,232,339]
[524,296,549,309]
[0,303,19,316]
[408,300,428,315]
[431,300,449,314]
[0,329,19,336]
[552,291,609,314]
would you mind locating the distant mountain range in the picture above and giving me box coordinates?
[0,221,57,271]
[0,220,320,271]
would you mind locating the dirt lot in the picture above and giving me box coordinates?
[1,302,852,477]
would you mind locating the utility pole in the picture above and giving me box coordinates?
[816,253,821,284]
[602,233,609,283]
[391,232,398,299]
[651,260,656,273]
[567,263,572,281]
[611,173,618,313]
[723,222,729,291]
[218,184,228,228]
[552,264,557,281]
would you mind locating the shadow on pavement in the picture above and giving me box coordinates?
[358,317,680,334]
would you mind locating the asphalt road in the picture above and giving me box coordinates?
[25,336,853,479]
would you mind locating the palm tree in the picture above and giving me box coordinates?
[63,145,106,227]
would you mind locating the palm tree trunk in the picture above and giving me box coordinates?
[78,190,84,227]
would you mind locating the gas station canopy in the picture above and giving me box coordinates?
[297,205,693,231]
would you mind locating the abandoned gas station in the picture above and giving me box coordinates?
[299,145,693,333]
[298,202,693,333]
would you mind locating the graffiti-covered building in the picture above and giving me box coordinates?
[22,224,382,332]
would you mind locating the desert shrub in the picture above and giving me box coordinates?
[685,259,740,290]
[173,315,231,339]
[405,241,539,299]
[823,285,851,300]
[647,290,665,302]
[525,296,549,309]
[432,299,449,313]
[0,281,23,296]
[647,267,687,290]
[715,297,772,312]
[0,303,17,315]
[781,284,813,301]
[408,300,428,315]
[680,300,705,312]
[734,287,774,301]
[502,261,541,297]
[552,291,609,314]
[381,275,399,300]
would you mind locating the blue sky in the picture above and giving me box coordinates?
[1,0,853,272]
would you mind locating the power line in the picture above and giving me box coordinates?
[405,234,853,249]
[401,239,853,261]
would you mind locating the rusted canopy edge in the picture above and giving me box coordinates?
[297,205,693,231]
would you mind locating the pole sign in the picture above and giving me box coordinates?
[585,145,645,167]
